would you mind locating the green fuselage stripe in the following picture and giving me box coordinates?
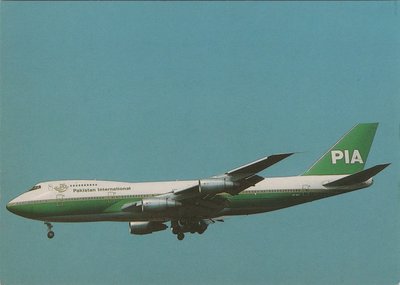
[8,189,342,222]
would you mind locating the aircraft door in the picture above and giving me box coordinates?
[108,192,116,202]
[302,185,310,196]
[56,194,64,206]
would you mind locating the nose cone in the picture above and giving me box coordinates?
[6,199,19,215]
[6,202,12,212]
[6,197,33,218]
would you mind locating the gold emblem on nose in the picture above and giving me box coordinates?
[53,183,68,193]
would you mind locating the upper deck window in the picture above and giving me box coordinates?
[29,185,41,191]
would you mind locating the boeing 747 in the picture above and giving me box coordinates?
[6,123,389,240]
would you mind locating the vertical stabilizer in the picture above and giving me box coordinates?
[302,123,378,176]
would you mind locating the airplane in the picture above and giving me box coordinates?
[6,123,389,241]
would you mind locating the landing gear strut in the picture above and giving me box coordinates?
[171,219,208,240]
[45,222,55,239]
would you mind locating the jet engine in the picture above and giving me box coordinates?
[139,198,181,212]
[198,179,238,194]
[129,221,167,235]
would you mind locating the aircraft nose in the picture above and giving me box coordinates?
[6,200,17,214]
[6,203,14,215]
[6,197,32,218]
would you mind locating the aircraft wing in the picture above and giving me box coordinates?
[219,152,295,181]
[163,152,293,199]
[122,152,293,213]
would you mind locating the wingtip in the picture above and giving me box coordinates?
[378,163,391,169]
[272,152,296,158]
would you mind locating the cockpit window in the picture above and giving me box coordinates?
[29,185,41,191]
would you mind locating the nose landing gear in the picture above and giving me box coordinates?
[44,222,55,239]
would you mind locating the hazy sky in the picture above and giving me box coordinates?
[1,2,399,285]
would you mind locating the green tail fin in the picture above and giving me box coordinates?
[303,123,378,176]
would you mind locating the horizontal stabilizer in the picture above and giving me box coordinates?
[323,163,390,187]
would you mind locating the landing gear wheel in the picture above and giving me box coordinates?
[47,231,55,239]
[44,222,54,239]
[177,233,185,241]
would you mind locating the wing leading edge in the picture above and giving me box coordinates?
[220,152,295,181]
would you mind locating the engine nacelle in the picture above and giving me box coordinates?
[198,179,238,194]
[140,198,182,212]
[129,221,167,235]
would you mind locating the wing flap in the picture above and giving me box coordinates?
[228,175,265,195]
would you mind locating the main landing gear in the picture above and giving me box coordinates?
[171,219,208,241]
[45,222,55,239]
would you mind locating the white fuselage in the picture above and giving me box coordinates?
[7,175,372,223]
